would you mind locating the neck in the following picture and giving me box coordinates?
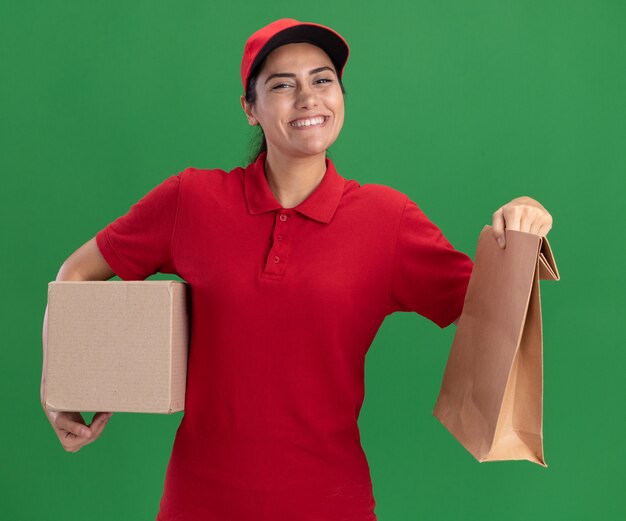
[263,148,327,209]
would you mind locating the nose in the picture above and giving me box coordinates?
[295,82,318,110]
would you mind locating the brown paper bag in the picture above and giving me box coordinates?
[433,224,560,467]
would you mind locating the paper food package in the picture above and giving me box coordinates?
[434,225,560,466]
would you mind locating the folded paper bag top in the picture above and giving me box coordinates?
[433,225,559,467]
[43,280,190,414]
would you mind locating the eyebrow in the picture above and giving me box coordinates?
[264,66,336,85]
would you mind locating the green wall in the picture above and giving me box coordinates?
[2,1,623,519]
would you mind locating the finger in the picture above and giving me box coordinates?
[520,207,533,233]
[529,218,543,235]
[537,222,552,236]
[89,412,113,434]
[531,212,552,234]
[502,205,521,233]
[61,414,111,452]
[492,208,506,248]
[55,414,92,439]
[92,411,112,424]
[62,415,111,453]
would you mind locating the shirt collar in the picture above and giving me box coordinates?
[243,151,346,224]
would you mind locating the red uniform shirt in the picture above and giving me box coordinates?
[95,151,474,520]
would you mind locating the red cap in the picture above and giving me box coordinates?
[241,18,350,96]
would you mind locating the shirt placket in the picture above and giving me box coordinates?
[262,209,294,279]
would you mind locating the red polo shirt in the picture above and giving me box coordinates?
[95,151,474,521]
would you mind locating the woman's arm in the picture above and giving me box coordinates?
[56,236,116,282]
[42,237,116,452]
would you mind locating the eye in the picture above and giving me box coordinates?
[272,78,333,90]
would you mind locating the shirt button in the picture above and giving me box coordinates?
[279,214,288,221]
[273,255,280,263]
[277,234,283,241]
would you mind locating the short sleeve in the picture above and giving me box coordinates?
[389,197,474,328]
[95,174,181,281]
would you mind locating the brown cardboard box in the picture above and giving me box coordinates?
[43,280,189,414]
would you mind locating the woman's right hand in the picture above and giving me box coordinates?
[45,409,113,452]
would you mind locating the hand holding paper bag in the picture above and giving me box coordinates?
[433,225,559,466]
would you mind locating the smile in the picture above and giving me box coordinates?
[289,116,329,129]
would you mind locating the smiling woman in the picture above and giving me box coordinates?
[44,15,554,521]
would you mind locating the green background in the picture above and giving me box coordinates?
[2,0,624,519]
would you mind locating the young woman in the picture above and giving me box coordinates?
[42,18,553,521]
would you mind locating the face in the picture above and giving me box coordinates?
[240,42,345,159]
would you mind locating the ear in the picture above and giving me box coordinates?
[240,95,257,126]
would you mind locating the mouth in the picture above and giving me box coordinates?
[288,115,330,129]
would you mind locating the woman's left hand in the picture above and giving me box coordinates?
[492,196,553,249]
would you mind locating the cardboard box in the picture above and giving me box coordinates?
[43,280,189,414]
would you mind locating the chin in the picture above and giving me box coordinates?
[286,141,330,158]
[299,147,329,158]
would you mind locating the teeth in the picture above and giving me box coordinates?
[290,116,326,127]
